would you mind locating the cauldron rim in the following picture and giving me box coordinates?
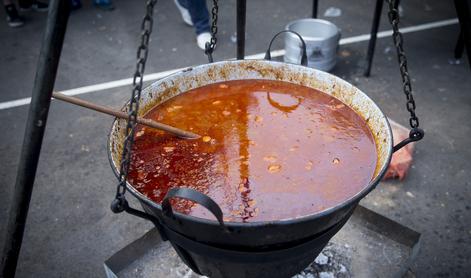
[107,59,393,228]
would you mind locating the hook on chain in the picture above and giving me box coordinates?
[204,0,218,63]
[393,127,424,153]
[386,0,424,152]
[110,194,128,213]
[205,42,214,63]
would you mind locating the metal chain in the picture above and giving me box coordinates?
[112,0,158,213]
[205,0,219,62]
[386,0,420,129]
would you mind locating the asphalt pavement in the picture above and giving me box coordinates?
[0,0,469,277]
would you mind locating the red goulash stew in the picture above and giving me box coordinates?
[128,80,377,222]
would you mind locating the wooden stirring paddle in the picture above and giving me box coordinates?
[52,92,200,139]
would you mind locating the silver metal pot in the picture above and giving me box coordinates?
[284,19,341,71]
[108,59,393,248]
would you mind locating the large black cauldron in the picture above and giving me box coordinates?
[108,60,395,277]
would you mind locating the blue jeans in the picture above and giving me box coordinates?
[178,0,210,35]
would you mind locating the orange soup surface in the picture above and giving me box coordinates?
[128,80,377,222]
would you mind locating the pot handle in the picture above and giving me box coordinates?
[265,30,308,66]
[162,187,226,229]
[111,196,168,241]
[393,127,424,153]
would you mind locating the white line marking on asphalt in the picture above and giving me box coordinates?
[0,18,458,111]
[340,17,459,44]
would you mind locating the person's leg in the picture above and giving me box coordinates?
[174,0,211,50]
[94,0,114,11]
[71,0,82,10]
[174,0,193,26]
[3,0,24,27]
[178,0,188,8]
[187,0,210,35]
[17,0,32,8]
[18,0,48,12]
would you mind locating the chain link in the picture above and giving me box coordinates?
[113,0,158,212]
[386,0,420,129]
[205,0,219,62]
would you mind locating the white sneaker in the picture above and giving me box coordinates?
[174,0,193,26]
[197,32,212,50]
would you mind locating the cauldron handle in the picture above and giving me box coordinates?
[393,127,424,153]
[264,30,308,66]
[111,196,168,241]
[162,188,226,229]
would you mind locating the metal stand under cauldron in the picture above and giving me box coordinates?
[1,0,424,278]
[104,205,421,278]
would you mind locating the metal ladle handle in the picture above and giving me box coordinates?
[265,30,308,66]
[162,187,226,229]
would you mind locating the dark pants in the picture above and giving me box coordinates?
[17,0,33,8]
[178,0,210,35]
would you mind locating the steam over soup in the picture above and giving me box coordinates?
[128,80,377,222]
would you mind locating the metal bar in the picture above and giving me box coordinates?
[454,31,465,59]
[0,0,70,277]
[364,0,383,77]
[236,0,247,59]
[454,0,471,68]
[312,0,318,18]
[394,0,400,10]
